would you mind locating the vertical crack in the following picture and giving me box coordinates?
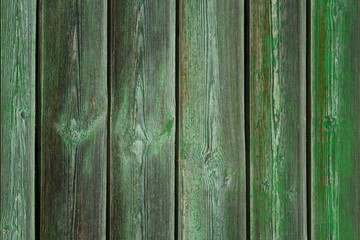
[244,0,250,239]
[35,0,42,239]
[106,0,112,239]
[175,0,180,239]
[306,0,312,239]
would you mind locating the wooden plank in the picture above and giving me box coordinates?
[311,1,360,238]
[109,0,175,239]
[1,0,36,239]
[39,0,107,238]
[249,0,307,238]
[178,1,246,239]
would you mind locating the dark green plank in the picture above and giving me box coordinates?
[39,0,107,238]
[109,1,175,239]
[1,0,36,239]
[250,0,307,238]
[178,1,245,239]
[311,1,360,238]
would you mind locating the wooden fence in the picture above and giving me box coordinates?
[1,0,360,239]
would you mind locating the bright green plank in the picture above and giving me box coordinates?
[178,1,246,239]
[250,0,307,239]
[1,0,36,239]
[39,0,107,238]
[311,1,360,239]
[109,1,175,239]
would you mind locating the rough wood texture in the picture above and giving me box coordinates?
[39,0,107,238]
[1,0,36,239]
[109,0,175,239]
[249,0,307,239]
[311,1,360,238]
[178,1,246,239]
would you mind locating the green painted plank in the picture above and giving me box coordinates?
[178,1,245,239]
[109,1,175,239]
[1,0,36,239]
[249,0,307,239]
[39,0,107,238]
[311,1,360,239]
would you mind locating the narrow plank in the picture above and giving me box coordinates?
[1,0,36,239]
[39,0,107,238]
[249,0,307,238]
[311,1,360,238]
[109,0,175,239]
[178,1,246,239]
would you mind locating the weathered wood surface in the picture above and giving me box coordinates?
[109,0,175,239]
[39,0,107,238]
[1,0,36,239]
[249,0,307,239]
[178,1,246,239]
[311,1,360,239]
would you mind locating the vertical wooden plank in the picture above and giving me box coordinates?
[110,0,175,239]
[311,1,360,238]
[249,0,307,239]
[1,0,36,239]
[178,1,245,239]
[39,0,107,238]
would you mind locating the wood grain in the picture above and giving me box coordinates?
[249,0,307,239]
[1,0,36,239]
[311,0,360,238]
[39,0,107,238]
[178,1,246,239]
[109,0,175,239]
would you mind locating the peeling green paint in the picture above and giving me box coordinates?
[250,0,307,239]
[1,0,36,239]
[178,0,246,239]
[311,0,360,239]
[109,0,175,239]
[39,0,107,238]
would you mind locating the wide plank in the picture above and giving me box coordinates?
[1,0,36,239]
[311,1,360,238]
[178,1,246,239]
[109,0,175,239]
[249,0,307,238]
[39,0,107,238]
